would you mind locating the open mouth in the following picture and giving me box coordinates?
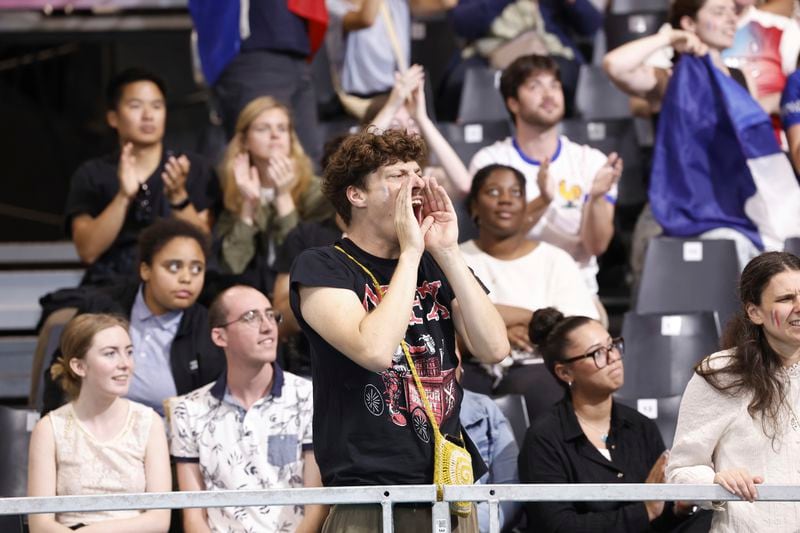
[412,195,424,224]
[112,375,129,383]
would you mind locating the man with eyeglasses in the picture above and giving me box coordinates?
[289,129,509,531]
[169,284,327,533]
[64,68,220,286]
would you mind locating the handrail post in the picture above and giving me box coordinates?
[488,499,500,533]
[381,499,394,533]
[432,501,451,533]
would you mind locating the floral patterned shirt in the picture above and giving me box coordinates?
[169,364,313,532]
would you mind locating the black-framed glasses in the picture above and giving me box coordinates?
[561,337,624,369]
[215,308,283,329]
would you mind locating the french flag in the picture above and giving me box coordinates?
[650,54,800,251]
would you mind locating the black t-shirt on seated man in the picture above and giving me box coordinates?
[290,237,485,487]
[64,150,219,286]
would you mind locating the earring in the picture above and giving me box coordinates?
[568,381,573,388]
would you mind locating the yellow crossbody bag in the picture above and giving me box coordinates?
[334,245,474,517]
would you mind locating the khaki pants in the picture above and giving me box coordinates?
[321,503,479,533]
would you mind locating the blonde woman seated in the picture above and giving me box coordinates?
[28,313,170,533]
[216,96,335,284]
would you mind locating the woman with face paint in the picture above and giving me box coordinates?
[602,0,746,115]
[668,251,800,531]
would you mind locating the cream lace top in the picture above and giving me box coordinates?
[48,399,153,527]
[667,350,800,532]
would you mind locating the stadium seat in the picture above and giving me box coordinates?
[495,363,565,424]
[29,307,77,410]
[318,118,360,148]
[458,67,509,123]
[610,0,670,14]
[410,13,459,103]
[615,395,682,447]
[560,117,645,206]
[636,237,741,328]
[618,311,720,399]
[493,394,530,449]
[0,405,39,532]
[439,120,512,167]
[785,237,800,256]
[605,11,667,52]
[574,64,632,120]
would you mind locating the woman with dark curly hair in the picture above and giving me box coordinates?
[668,251,800,531]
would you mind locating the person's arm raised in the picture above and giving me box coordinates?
[421,177,509,363]
[369,66,425,131]
[603,27,707,99]
[580,152,622,257]
[72,142,140,264]
[408,78,472,197]
[299,179,428,372]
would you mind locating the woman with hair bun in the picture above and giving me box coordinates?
[28,313,171,533]
[668,251,800,531]
[519,307,698,532]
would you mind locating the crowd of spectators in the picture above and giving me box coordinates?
[22,0,800,531]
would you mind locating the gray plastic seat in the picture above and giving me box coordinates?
[785,237,800,256]
[561,117,644,206]
[458,67,509,123]
[492,394,530,449]
[574,65,632,120]
[0,405,39,532]
[615,395,682,447]
[618,310,721,399]
[605,11,667,51]
[610,0,670,14]
[636,237,741,328]
[440,120,512,167]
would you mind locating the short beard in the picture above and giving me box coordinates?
[518,108,564,129]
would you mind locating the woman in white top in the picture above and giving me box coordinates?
[459,164,597,415]
[28,313,170,532]
[667,251,800,532]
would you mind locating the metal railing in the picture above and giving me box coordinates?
[6,484,800,533]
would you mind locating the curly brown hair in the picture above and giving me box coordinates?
[322,128,427,224]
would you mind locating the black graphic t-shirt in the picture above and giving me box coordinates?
[290,238,466,487]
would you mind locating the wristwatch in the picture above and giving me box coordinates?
[170,197,192,210]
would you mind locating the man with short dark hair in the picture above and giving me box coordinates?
[65,67,219,286]
[289,128,509,531]
[469,54,622,305]
[170,285,327,533]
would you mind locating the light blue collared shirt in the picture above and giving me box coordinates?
[127,285,182,416]
[461,390,522,532]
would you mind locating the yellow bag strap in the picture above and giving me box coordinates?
[334,245,442,443]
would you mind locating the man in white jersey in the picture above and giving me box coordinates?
[469,54,622,309]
